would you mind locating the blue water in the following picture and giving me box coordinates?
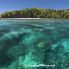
[0,19,69,69]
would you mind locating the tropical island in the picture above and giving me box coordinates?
[1,8,69,18]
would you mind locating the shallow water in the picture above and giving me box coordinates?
[0,19,69,69]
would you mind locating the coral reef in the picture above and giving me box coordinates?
[0,19,69,69]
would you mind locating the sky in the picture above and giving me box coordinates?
[0,0,69,12]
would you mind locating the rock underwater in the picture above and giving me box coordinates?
[0,24,69,69]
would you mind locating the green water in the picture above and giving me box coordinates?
[0,19,69,69]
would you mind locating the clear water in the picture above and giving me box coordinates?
[0,19,69,69]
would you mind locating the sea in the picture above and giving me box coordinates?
[0,19,69,69]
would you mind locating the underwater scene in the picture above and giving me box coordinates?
[0,19,69,69]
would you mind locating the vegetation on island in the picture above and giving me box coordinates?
[1,8,69,18]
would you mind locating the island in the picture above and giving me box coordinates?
[1,8,69,18]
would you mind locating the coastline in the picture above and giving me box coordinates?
[1,18,69,20]
[1,18,48,20]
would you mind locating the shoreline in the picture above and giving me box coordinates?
[1,18,69,20]
[1,18,48,20]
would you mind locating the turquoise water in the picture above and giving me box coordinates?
[0,19,69,69]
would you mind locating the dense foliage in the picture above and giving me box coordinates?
[1,8,69,18]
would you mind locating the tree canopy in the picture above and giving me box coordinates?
[1,8,69,18]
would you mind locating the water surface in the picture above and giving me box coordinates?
[0,19,69,69]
